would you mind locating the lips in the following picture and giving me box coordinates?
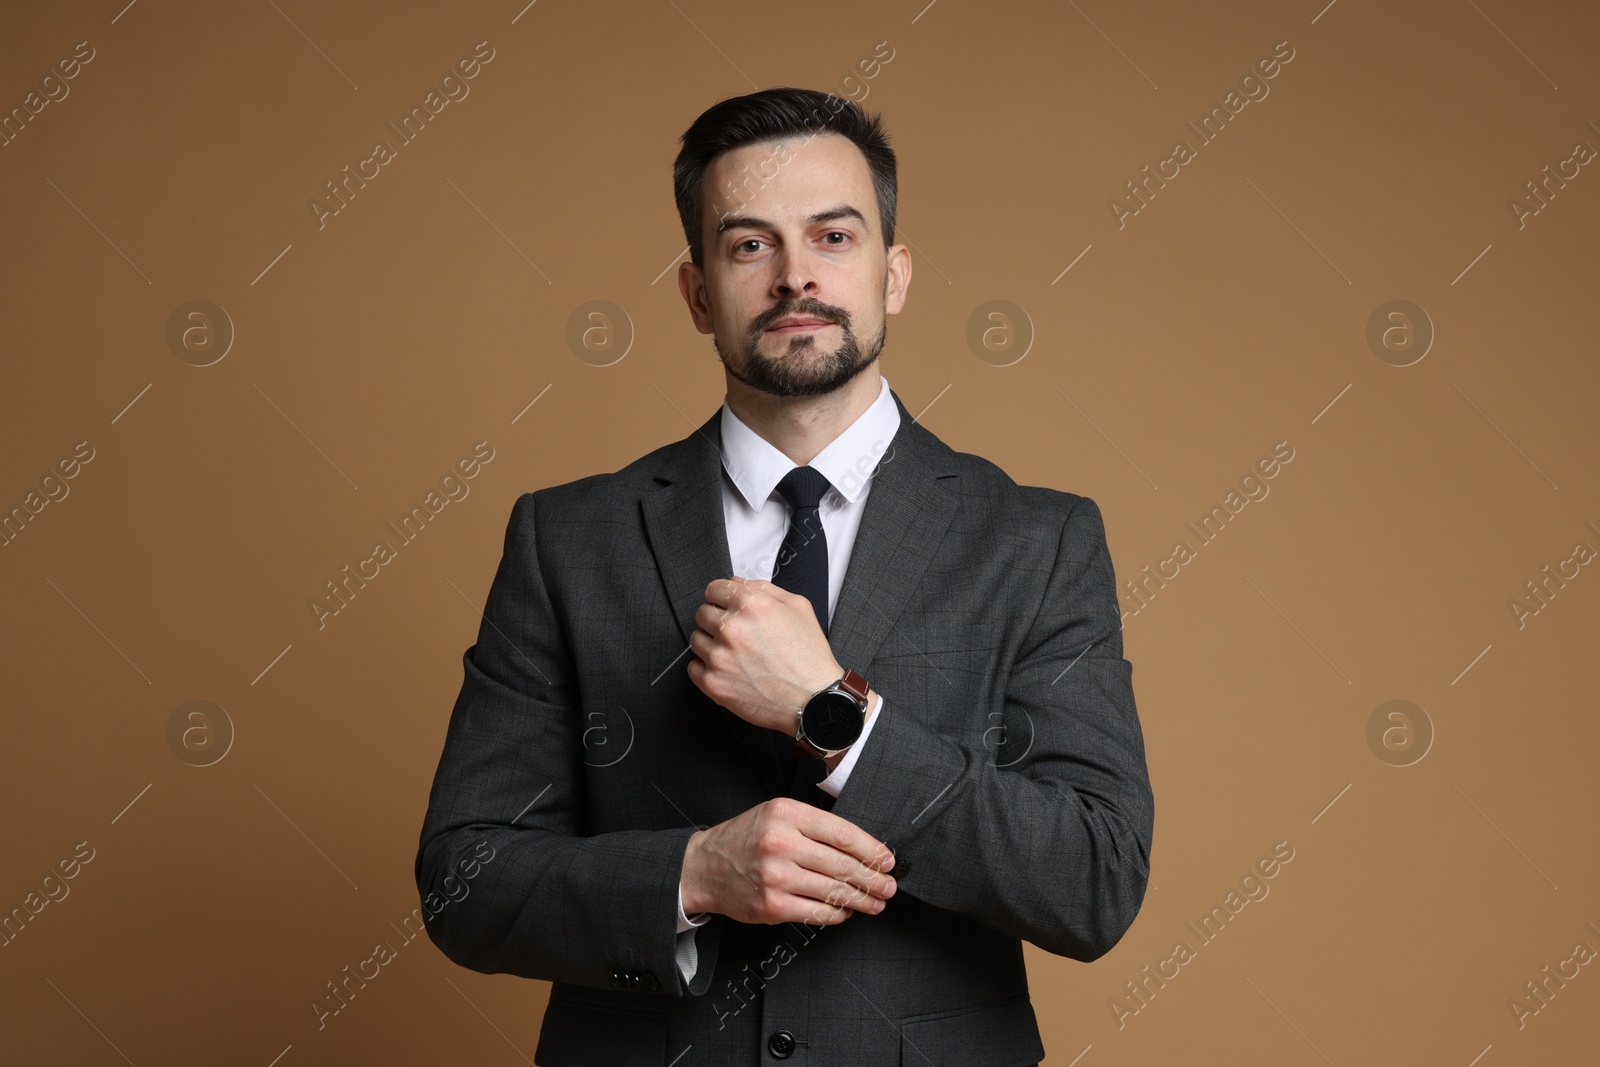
[767,317,834,332]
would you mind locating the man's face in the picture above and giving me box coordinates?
[680,132,910,398]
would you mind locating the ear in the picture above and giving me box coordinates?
[884,244,912,315]
[678,261,716,334]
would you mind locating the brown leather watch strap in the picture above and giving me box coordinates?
[837,668,870,703]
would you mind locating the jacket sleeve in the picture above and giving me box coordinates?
[414,491,723,997]
[827,493,1154,962]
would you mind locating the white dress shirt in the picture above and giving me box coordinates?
[673,373,902,984]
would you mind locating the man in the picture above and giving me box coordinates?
[415,86,1154,1065]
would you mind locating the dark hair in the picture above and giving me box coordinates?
[673,87,897,270]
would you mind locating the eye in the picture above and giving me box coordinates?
[823,231,851,246]
[735,238,765,254]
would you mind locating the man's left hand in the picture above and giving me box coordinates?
[688,577,841,736]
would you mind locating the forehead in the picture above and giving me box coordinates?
[703,132,875,229]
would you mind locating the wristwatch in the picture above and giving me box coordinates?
[793,668,872,759]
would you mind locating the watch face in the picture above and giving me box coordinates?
[802,690,864,751]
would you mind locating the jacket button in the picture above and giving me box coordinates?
[609,970,625,988]
[640,971,658,991]
[767,1029,796,1058]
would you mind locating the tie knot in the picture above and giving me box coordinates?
[776,465,831,511]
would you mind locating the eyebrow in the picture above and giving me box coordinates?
[715,205,870,237]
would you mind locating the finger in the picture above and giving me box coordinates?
[789,838,896,902]
[768,888,856,926]
[693,602,731,635]
[796,807,897,875]
[704,577,751,610]
[783,869,885,916]
[787,844,902,908]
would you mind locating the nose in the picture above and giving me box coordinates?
[771,245,820,300]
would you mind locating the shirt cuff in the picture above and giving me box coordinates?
[675,883,710,984]
[817,691,884,798]
[676,882,711,934]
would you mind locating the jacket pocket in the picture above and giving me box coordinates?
[898,993,1045,1067]
[873,645,996,661]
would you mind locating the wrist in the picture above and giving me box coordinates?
[680,830,709,916]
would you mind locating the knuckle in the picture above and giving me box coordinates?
[767,796,796,819]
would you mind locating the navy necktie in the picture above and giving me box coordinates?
[769,465,832,789]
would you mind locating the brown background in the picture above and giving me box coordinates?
[2,0,1597,1063]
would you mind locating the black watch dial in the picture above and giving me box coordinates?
[802,690,864,751]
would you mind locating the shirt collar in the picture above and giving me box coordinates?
[719,374,901,513]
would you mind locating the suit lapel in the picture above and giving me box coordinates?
[639,387,959,799]
[826,390,960,675]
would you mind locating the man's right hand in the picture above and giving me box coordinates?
[680,797,897,926]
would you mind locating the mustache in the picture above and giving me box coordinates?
[753,304,850,331]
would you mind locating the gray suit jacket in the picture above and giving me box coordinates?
[415,387,1154,1066]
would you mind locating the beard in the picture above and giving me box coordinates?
[714,297,886,398]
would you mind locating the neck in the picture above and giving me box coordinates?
[724,368,882,466]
